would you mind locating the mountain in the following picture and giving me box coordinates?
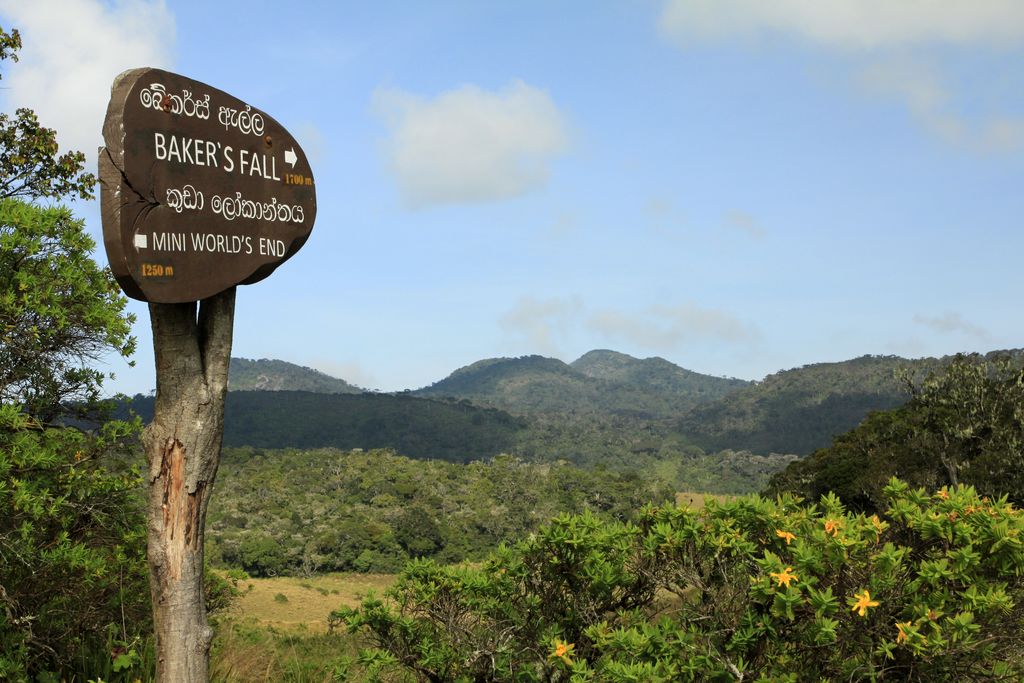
[228,358,362,394]
[414,352,751,418]
[674,354,941,456]
[571,350,749,402]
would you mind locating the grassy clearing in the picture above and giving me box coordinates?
[229,572,394,632]
[675,491,735,508]
[210,573,396,682]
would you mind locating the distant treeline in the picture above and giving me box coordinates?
[121,391,527,462]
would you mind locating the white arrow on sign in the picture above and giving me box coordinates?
[284,148,298,168]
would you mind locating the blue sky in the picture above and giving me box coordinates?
[2,1,1023,393]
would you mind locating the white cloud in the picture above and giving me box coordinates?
[0,0,176,162]
[913,312,991,341]
[308,358,377,391]
[374,80,569,207]
[659,0,1024,50]
[659,2,1024,153]
[588,303,755,351]
[724,210,766,239]
[857,60,1024,152]
[500,296,582,355]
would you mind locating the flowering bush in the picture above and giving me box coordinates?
[337,479,1024,681]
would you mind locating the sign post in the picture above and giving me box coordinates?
[99,68,316,681]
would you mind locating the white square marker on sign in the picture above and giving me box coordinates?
[134,234,148,249]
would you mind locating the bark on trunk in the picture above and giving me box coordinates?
[143,288,235,682]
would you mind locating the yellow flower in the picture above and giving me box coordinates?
[895,621,911,644]
[550,640,574,663]
[850,590,879,617]
[770,566,798,588]
[775,529,796,545]
[937,489,950,500]
[824,519,842,537]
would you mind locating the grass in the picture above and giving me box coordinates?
[675,490,735,509]
[210,572,396,682]
[228,572,394,632]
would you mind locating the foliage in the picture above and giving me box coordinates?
[0,404,151,680]
[206,448,674,576]
[0,198,136,420]
[206,567,250,616]
[768,353,1024,510]
[0,27,97,202]
[0,27,152,681]
[228,357,363,393]
[339,481,1024,682]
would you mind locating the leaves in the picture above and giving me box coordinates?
[0,198,135,420]
[768,353,1024,511]
[345,482,1024,681]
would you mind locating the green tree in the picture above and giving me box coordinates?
[0,405,149,679]
[0,199,136,420]
[767,353,1024,511]
[0,26,132,421]
[0,28,97,202]
[0,26,149,681]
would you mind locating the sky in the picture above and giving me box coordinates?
[1,0,1022,394]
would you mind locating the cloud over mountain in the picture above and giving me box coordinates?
[374,80,569,207]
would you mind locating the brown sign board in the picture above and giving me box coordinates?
[99,68,316,303]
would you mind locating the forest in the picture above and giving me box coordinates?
[2,23,1024,683]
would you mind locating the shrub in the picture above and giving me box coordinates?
[0,406,150,680]
[337,480,1024,681]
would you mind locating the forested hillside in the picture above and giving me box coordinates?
[415,351,750,418]
[123,391,527,462]
[207,447,674,575]
[673,354,934,455]
[120,390,795,492]
[571,349,749,401]
[767,352,1024,509]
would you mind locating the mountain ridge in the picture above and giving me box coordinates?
[414,351,751,418]
[228,357,363,394]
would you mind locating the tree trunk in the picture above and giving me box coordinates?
[143,288,235,682]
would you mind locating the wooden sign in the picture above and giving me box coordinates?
[100,68,316,303]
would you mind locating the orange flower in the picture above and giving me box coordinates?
[824,519,842,537]
[895,621,911,644]
[775,529,796,545]
[550,640,574,663]
[937,489,950,500]
[770,566,798,588]
[850,590,879,617]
